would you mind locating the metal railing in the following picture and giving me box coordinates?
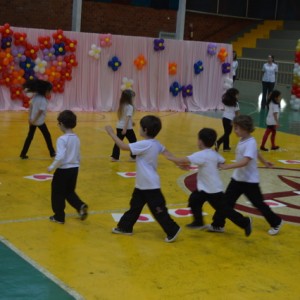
[237,58,294,85]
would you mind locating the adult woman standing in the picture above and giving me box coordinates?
[261,55,278,109]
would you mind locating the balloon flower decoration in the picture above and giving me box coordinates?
[168,62,177,75]
[0,24,78,107]
[290,40,300,110]
[88,44,101,59]
[153,38,165,51]
[217,48,228,63]
[194,60,204,75]
[134,55,147,70]
[170,81,182,97]
[108,56,122,71]
[99,34,112,48]
[182,84,193,98]
[121,77,134,91]
[207,43,217,56]
[222,63,231,74]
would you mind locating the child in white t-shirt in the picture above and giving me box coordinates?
[168,128,251,236]
[210,115,282,235]
[105,115,181,243]
[260,90,282,151]
[110,89,137,162]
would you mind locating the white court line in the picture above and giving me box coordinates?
[0,236,84,300]
[0,203,188,225]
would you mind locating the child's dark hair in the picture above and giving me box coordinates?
[222,88,239,106]
[23,79,52,96]
[140,115,161,138]
[198,128,217,148]
[233,115,255,133]
[267,90,281,108]
[117,89,135,120]
[57,110,77,129]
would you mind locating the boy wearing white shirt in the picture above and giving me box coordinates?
[168,128,251,236]
[210,115,282,235]
[48,110,88,224]
[105,115,181,243]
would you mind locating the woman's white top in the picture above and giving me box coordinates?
[262,63,278,83]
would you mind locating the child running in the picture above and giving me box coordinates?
[260,90,282,151]
[216,88,240,152]
[105,115,181,243]
[209,115,283,235]
[110,89,137,162]
[167,128,251,236]
[20,79,56,159]
[47,110,88,224]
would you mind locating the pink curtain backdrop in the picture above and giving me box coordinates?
[0,26,232,112]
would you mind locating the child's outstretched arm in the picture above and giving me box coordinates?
[105,125,130,151]
[219,157,251,170]
[163,150,190,169]
[258,152,273,168]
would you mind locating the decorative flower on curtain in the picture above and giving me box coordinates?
[52,78,65,93]
[52,29,66,44]
[88,44,101,59]
[168,62,177,75]
[42,47,56,62]
[11,69,25,85]
[207,43,217,56]
[121,77,134,91]
[64,54,78,67]
[53,43,66,56]
[13,32,27,47]
[153,38,165,51]
[19,57,35,72]
[0,48,13,66]
[170,81,182,97]
[0,23,13,38]
[222,63,231,74]
[217,48,228,62]
[24,43,39,60]
[194,60,204,75]
[100,34,112,48]
[182,84,193,98]
[12,46,26,63]
[1,37,12,49]
[52,56,67,72]
[33,58,47,74]
[134,55,147,70]
[38,36,51,50]
[10,86,24,100]
[108,56,122,71]
[44,65,61,82]
[65,38,77,52]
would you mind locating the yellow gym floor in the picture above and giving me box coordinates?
[0,110,299,299]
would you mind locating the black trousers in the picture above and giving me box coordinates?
[117,188,180,236]
[20,123,55,157]
[189,190,249,229]
[111,128,137,159]
[217,117,233,150]
[51,167,85,222]
[261,81,275,109]
[212,179,282,228]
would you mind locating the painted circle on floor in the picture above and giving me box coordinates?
[182,167,300,224]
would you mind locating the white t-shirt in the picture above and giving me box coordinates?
[29,95,48,126]
[232,137,259,183]
[232,60,238,76]
[266,102,280,125]
[129,139,164,190]
[49,133,80,171]
[187,149,225,193]
[223,102,239,120]
[262,63,278,83]
[117,104,134,129]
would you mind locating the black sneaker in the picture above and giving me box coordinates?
[244,217,252,237]
[260,146,268,151]
[271,146,280,150]
[186,222,208,229]
[112,227,133,235]
[49,216,64,224]
[165,227,181,243]
[20,155,29,159]
[78,204,88,220]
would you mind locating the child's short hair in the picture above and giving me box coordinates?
[233,115,255,133]
[198,128,217,148]
[140,115,161,138]
[57,110,77,129]
[23,79,52,96]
